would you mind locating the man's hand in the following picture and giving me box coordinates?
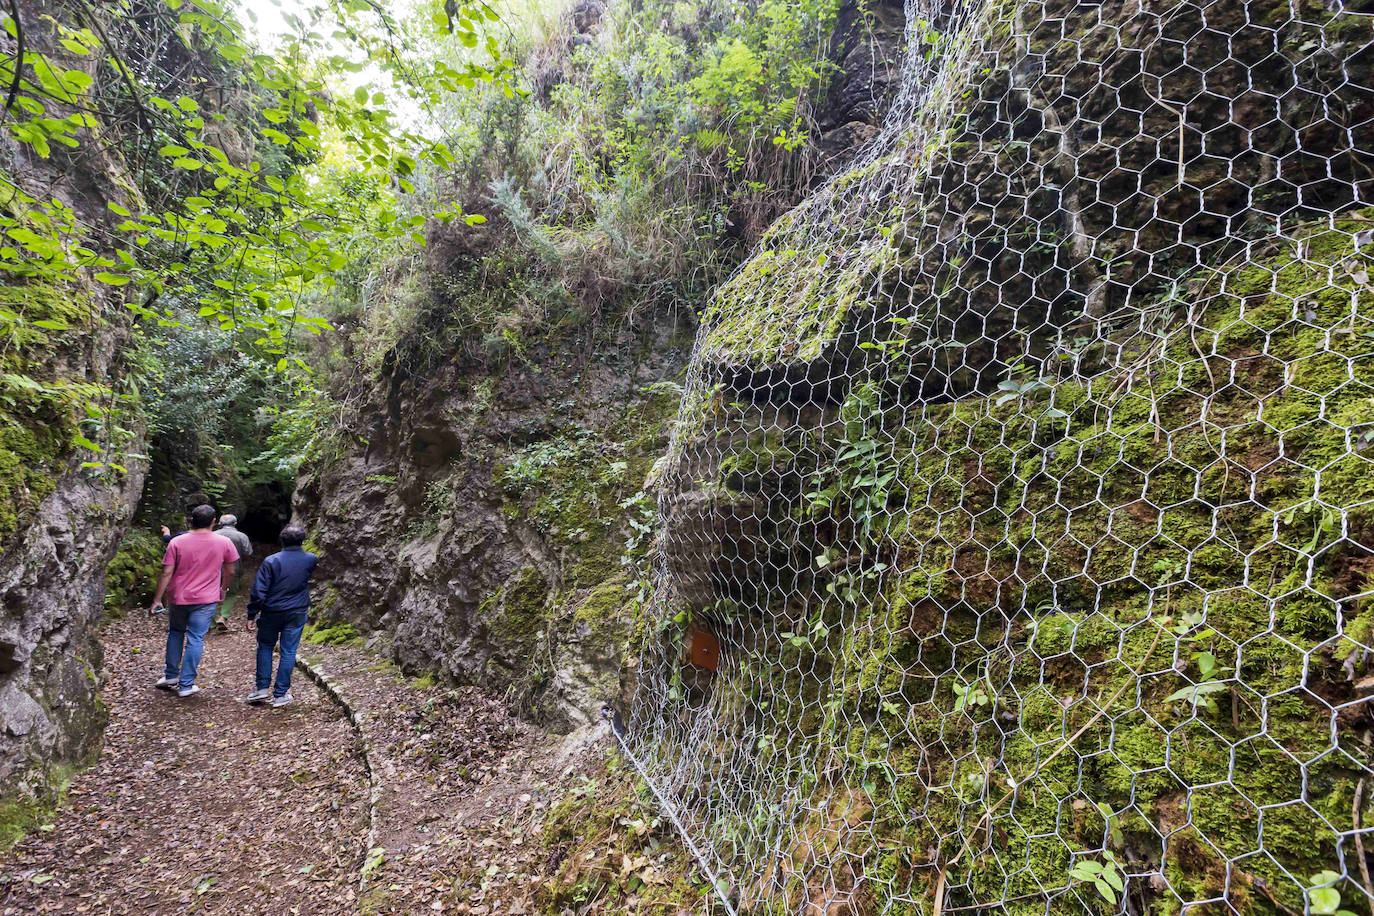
[245,618,256,632]
[149,598,164,616]
[220,588,228,603]
[159,525,170,537]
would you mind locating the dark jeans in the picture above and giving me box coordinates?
[256,611,307,697]
[165,603,216,689]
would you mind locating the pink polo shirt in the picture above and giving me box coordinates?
[163,530,240,605]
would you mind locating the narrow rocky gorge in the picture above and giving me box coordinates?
[2,0,1373,913]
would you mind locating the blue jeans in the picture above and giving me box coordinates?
[256,611,307,697]
[165,603,216,689]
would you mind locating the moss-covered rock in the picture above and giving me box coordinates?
[0,223,144,848]
[303,618,365,647]
[534,753,712,915]
[0,763,77,852]
[697,0,1374,405]
[0,278,95,543]
[652,212,1374,915]
[103,530,163,615]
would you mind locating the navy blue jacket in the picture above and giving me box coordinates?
[247,546,318,619]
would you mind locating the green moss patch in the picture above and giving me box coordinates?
[534,754,711,915]
[0,278,98,543]
[670,211,1374,914]
[303,619,364,647]
[104,530,164,616]
[0,765,77,852]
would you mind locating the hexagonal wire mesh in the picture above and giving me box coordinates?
[624,0,1374,913]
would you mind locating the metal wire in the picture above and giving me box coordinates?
[604,706,743,916]
[626,0,1374,913]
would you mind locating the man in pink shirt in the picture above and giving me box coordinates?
[148,504,240,697]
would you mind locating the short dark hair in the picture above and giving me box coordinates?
[280,525,307,547]
[189,505,216,529]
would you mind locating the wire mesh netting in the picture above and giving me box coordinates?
[626,0,1374,912]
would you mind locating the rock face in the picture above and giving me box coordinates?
[627,0,1374,913]
[298,315,691,730]
[817,0,907,166]
[297,0,908,732]
[0,439,146,800]
[0,5,147,811]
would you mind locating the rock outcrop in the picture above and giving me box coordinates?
[297,0,909,732]
[629,0,1374,913]
[0,3,147,820]
[298,314,689,729]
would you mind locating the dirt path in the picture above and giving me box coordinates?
[293,640,711,916]
[293,640,598,914]
[0,614,370,915]
[0,614,711,916]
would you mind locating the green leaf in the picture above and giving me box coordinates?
[94,272,130,286]
[1165,681,1229,704]
[1310,887,1342,915]
[61,69,93,91]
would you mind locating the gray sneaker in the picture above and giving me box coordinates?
[177,685,201,698]
[154,676,177,690]
[245,688,271,704]
[271,693,293,708]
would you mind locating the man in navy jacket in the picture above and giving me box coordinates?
[244,525,318,708]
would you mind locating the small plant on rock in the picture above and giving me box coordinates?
[952,674,991,715]
[1306,871,1359,916]
[1070,851,1125,906]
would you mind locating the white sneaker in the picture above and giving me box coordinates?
[177,685,201,698]
[154,676,177,690]
[245,688,271,704]
[271,693,293,708]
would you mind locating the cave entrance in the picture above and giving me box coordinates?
[236,479,294,544]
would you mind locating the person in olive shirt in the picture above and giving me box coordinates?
[244,525,317,708]
[214,514,253,632]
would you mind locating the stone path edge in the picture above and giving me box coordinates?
[294,652,383,891]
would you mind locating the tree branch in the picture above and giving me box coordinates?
[3,0,25,118]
